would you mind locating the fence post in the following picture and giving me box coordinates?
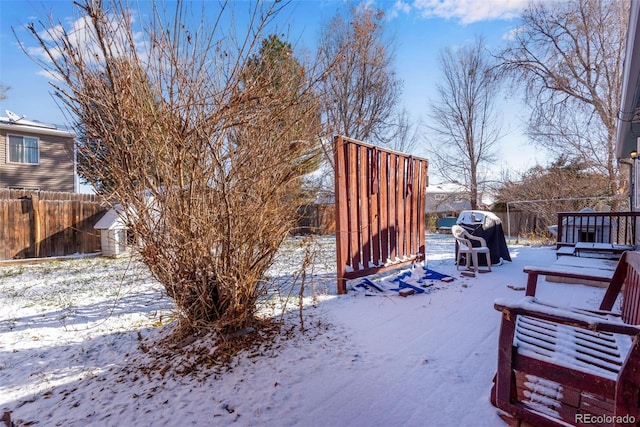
[31,193,41,258]
[334,136,349,294]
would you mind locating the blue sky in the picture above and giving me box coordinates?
[0,0,542,182]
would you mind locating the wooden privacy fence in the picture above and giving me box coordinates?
[334,136,429,294]
[0,189,107,260]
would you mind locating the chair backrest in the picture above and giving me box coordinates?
[451,225,466,240]
[599,251,640,325]
[452,225,473,252]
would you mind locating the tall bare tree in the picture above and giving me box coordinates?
[318,5,405,159]
[497,0,629,207]
[24,0,323,336]
[426,36,502,209]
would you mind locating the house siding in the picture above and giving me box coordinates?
[0,129,75,192]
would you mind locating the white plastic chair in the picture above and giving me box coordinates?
[452,225,491,272]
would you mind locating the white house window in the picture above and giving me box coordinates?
[8,135,39,164]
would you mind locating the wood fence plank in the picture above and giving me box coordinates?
[419,160,428,258]
[8,200,19,258]
[334,136,350,294]
[359,145,370,270]
[38,199,46,258]
[1,202,10,259]
[54,201,65,256]
[19,199,30,259]
[404,158,414,255]
[347,142,360,270]
[370,148,381,267]
[78,201,86,253]
[48,201,55,257]
[0,202,5,260]
[71,201,79,253]
[379,151,389,264]
[396,155,405,260]
[62,201,70,255]
[411,159,423,256]
[388,153,397,262]
[2,202,10,259]
[42,201,50,257]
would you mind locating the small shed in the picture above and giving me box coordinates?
[94,205,129,257]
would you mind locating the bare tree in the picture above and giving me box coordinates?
[24,0,323,337]
[497,0,629,207]
[318,5,404,160]
[497,156,612,234]
[426,36,502,210]
[386,108,419,153]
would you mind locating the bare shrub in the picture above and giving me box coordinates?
[24,0,323,335]
[496,156,614,235]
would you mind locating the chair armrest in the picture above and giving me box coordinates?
[494,297,640,336]
[467,234,488,247]
[523,265,613,282]
[455,238,471,250]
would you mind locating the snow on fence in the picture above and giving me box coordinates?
[334,136,429,294]
[0,189,107,260]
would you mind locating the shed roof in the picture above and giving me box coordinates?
[94,205,126,230]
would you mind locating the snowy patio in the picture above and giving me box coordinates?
[0,233,611,426]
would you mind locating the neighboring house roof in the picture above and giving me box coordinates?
[0,111,74,138]
[426,183,471,213]
[427,183,466,193]
[427,198,472,213]
[617,1,640,158]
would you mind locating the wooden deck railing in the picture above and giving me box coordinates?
[556,211,640,247]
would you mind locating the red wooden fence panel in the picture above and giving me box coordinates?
[334,136,429,294]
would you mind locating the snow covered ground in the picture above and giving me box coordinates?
[0,233,611,426]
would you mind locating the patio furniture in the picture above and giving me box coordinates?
[456,210,511,265]
[573,242,634,259]
[452,225,491,272]
[491,251,640,426]
[522,260,616,295]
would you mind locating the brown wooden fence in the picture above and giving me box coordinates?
[334,136,429,294]
[0,189,107,260]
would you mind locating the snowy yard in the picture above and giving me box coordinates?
[0,233,610,426]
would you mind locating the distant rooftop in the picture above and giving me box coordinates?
[0,109,74,136]
[426,182,466,193]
